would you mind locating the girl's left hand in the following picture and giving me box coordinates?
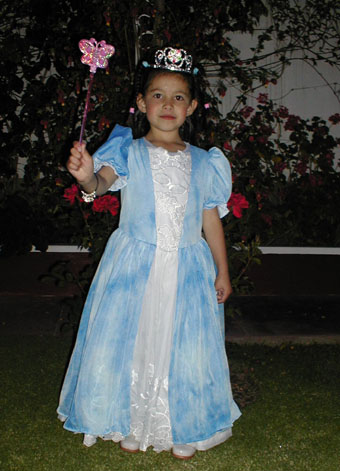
[215,273,233,304]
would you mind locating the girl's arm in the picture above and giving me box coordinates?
[67,142,118,195]
[203,207,232,303]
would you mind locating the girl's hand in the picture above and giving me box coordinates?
[67,142,94,185]
[215,272,233,304]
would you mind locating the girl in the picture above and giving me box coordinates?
[57,47,241,460]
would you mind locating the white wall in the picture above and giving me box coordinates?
[214,17,340,152]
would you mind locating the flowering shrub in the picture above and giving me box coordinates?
[1,0,340,319]
[55,183,120,261]
[217,95,340,247]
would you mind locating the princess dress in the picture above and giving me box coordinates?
[57,125,241,451]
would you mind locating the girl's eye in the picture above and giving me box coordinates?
[175,95,184,101]
[153,93,162,99]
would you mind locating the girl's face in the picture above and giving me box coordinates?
[136,72,198,137]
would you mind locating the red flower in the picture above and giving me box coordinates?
[296,161,307,175]
[235,146,247,157]
[164,30,171,42]
[57,89,65,106]
[257,135,268,144]
[218,87,226,97]
[324,152,334,165]
[92,195,120,216]
[98,116,110,131]
[223,141,232,151]
[63,184,80,205]
[104,10,111,26]
[274,162,287,173]
[227,192,249,218]
[309,175,323,187]
[261,213,272,226]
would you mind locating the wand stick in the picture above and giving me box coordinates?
[79,72,94,144]
[78,38,115,144]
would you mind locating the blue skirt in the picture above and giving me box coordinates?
[57,228,241,444]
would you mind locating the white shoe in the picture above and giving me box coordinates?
[83,434,97,447]
[120,436,140,453]
[172,444,196,460]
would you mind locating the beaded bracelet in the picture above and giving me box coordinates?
[80,174,99,203]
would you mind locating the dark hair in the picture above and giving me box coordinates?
[126,48,207,144]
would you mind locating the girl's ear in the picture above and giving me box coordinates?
[136,93,147,113]
[186,99,198,117]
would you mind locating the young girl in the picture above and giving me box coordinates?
[57,47,241,460]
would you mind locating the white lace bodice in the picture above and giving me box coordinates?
[147,142,191,251]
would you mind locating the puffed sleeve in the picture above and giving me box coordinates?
[92,124,132,191]
[203,147,232,218]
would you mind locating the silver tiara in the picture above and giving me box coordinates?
[143,47,198,74]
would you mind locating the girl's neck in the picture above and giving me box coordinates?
[144,130,186,152]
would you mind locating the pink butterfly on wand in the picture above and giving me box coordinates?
[78,38,115,144]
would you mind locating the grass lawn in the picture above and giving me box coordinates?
[0,335,339,471]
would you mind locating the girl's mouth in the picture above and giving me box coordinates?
[160,115,176,120]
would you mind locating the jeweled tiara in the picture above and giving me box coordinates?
[142,47,198,74]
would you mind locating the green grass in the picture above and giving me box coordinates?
[0,336,339,471]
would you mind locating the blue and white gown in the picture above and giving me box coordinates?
[57,125,241,451]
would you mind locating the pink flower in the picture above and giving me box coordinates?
[249,136,255,142]
[240,106,254,119]
[284,114,301,131]
[257,93,268,104]
[227,192,249,218]
[63,184,80,205]
[329,113,340,125]
[92,195,120,216]
[277,106,289,119]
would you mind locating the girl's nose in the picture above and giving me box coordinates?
[163,98,173,108]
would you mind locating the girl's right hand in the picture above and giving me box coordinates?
[66,142,94,185]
